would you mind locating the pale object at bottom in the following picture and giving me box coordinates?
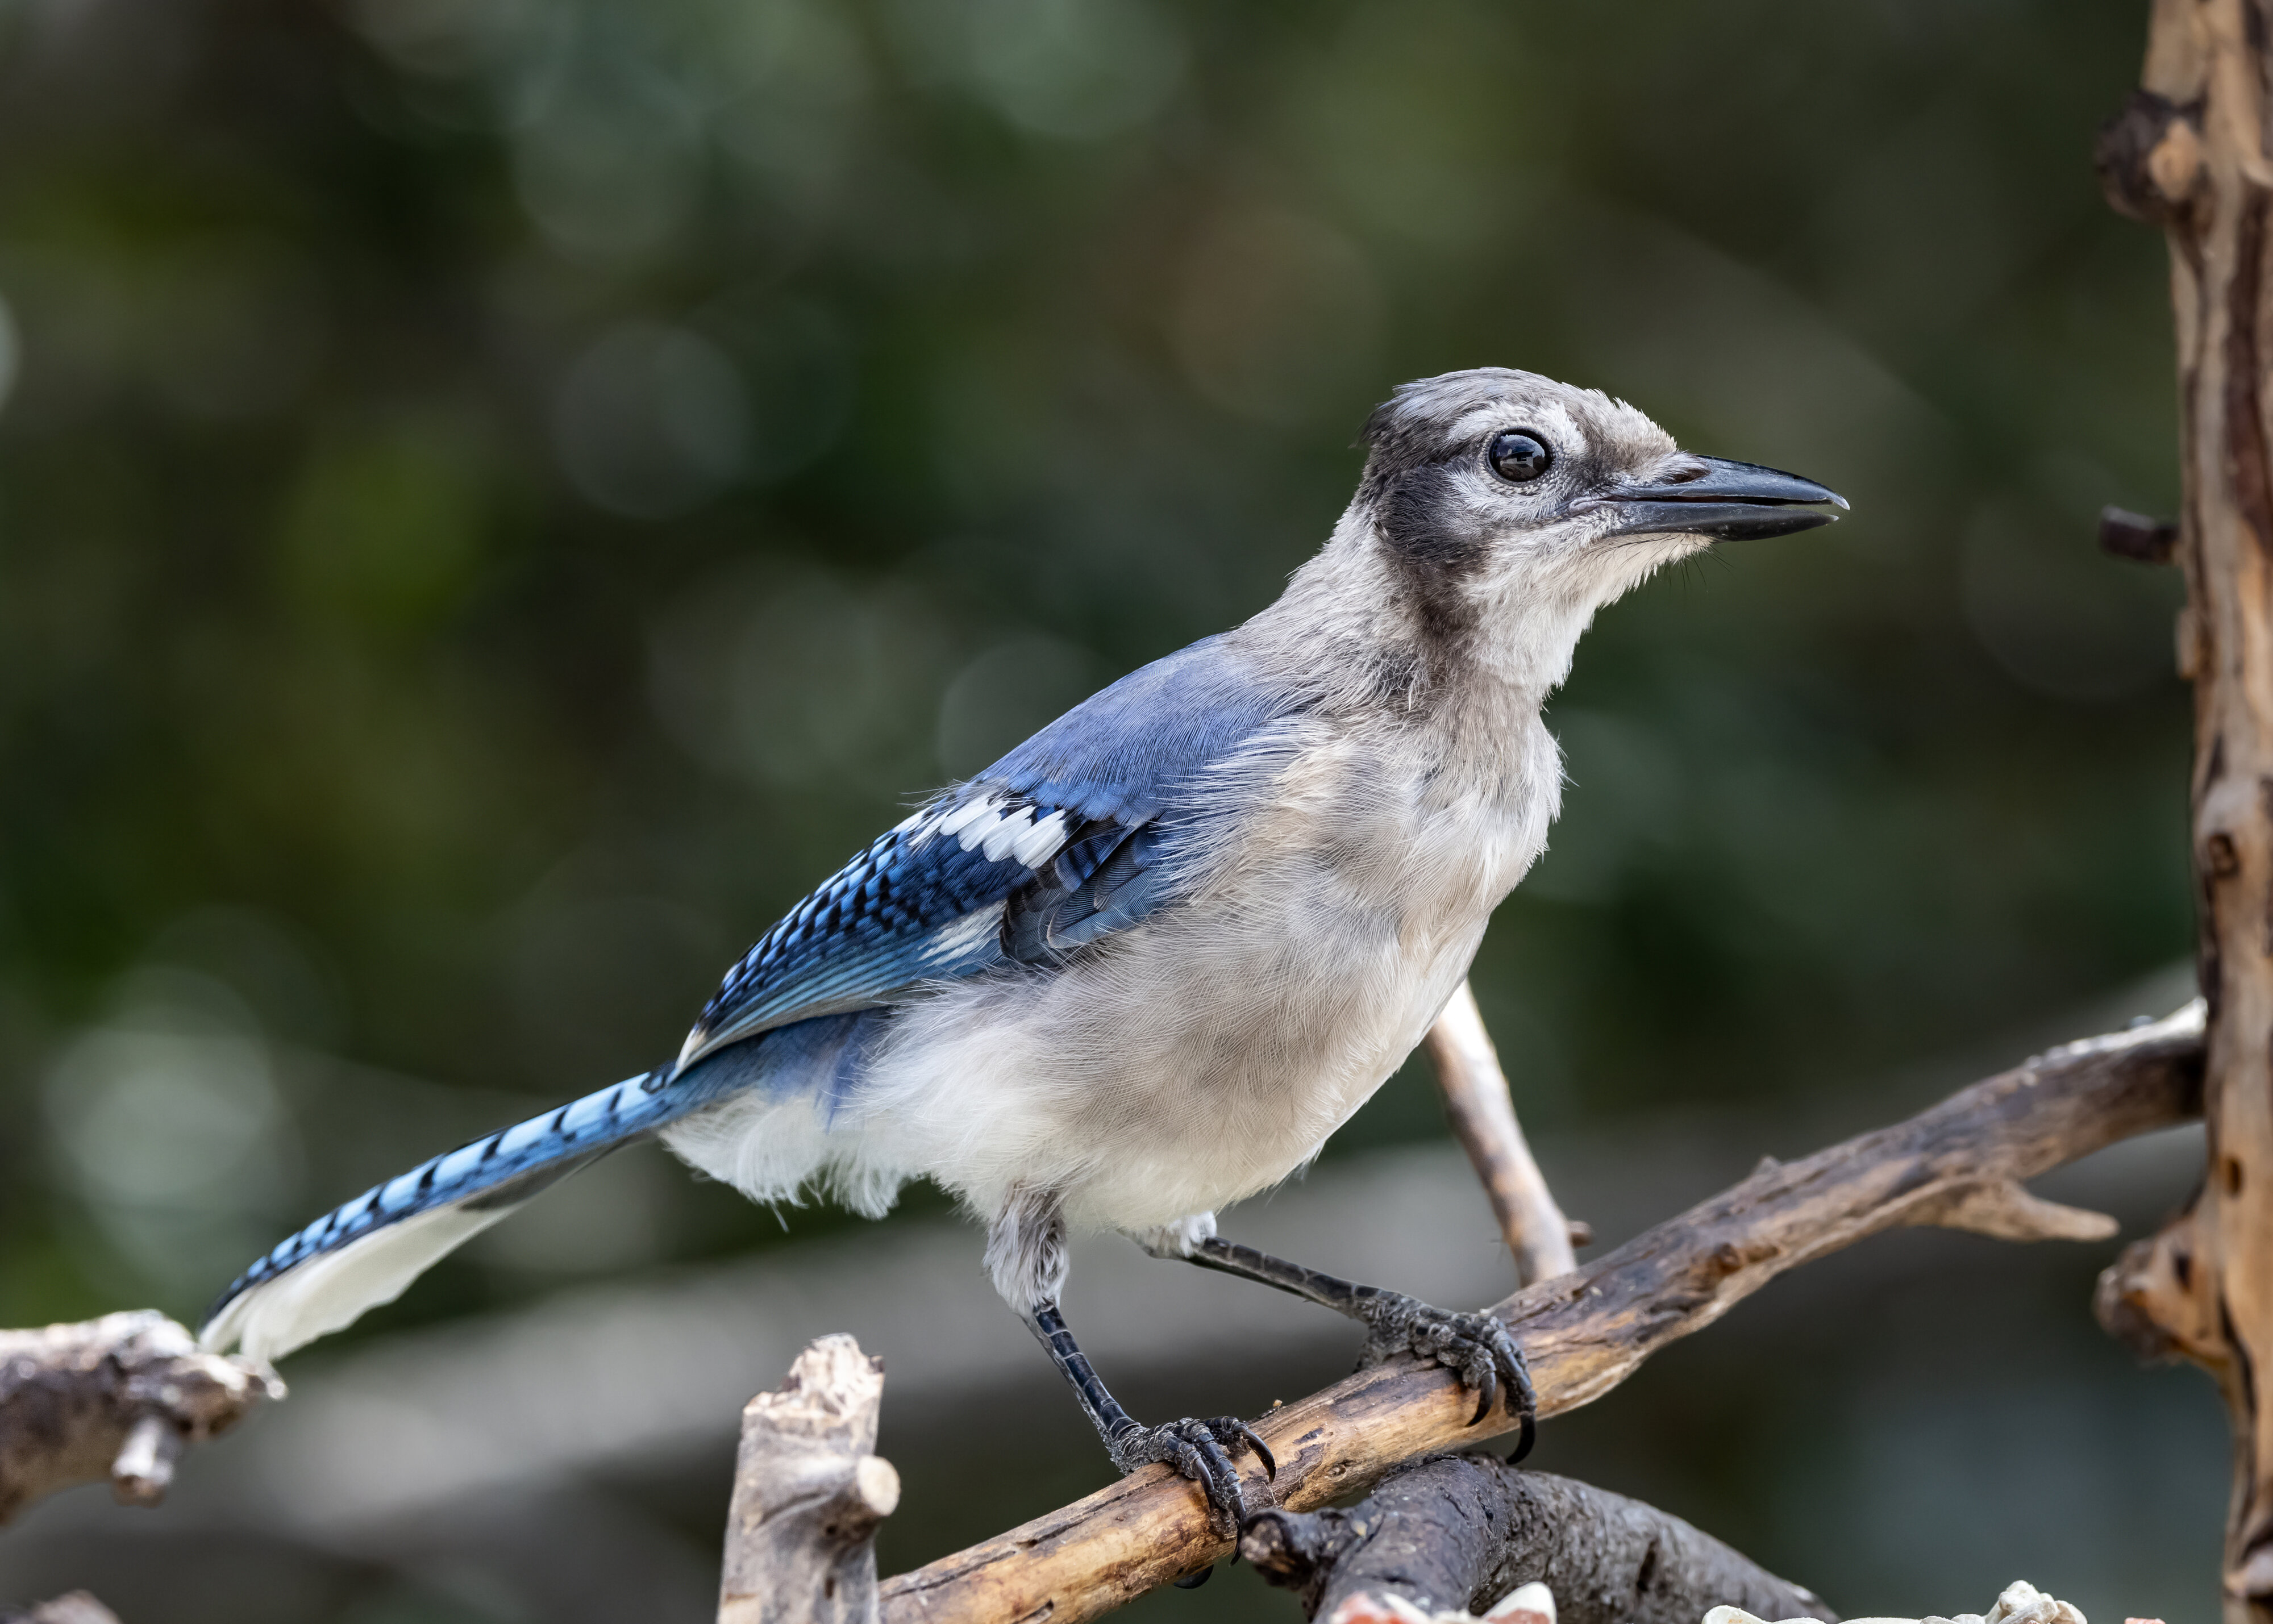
[1706,1578,2134,1624]
[1321,1579,1556,1624]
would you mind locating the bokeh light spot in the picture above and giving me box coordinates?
[554,321,751,520]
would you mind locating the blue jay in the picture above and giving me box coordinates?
[200,368,1841,1532]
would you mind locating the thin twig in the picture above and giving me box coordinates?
[879,1002,2204,1624]
[1425,981,1581,1285]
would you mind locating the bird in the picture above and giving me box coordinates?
[199,367,1843,1534]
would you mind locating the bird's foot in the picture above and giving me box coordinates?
[1352,1290,1537,1454]
[1108,1414,1276,1538]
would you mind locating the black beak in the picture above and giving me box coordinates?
[1577,456,1847,542]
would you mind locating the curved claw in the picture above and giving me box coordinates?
[1468,1364,1497,1426]
[1356,1293,1536,1444]
[1192,1431,1242,1518]
[1168,1428,1243,1534]
[1500,1340,1537,1443]
[1508,1406,1537,1464]
[1482,1319,1535,1430]
[1234,1419,1277,1480]
[1110,1416,1262,1540]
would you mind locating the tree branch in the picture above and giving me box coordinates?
[879,1002,2205,1624]
[1240,1454,1833,1624]
[718,1334,899,1624]
[1425,981,1583,1285]
[2097,3,2273,1611]
[0,1310,282,1525]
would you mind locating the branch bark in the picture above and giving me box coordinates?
[1240,1454,1833,1624]
[879,1003,2204,1624]
[2096,5,2273,1615]
[718,1334,900,1624]
[1425,981,1581,1286]
[0,1310,282,1525]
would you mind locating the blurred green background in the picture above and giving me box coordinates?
[0,0,2220,1619]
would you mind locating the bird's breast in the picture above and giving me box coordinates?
[846,714,1563,1233]
[1042,722,1556,1227]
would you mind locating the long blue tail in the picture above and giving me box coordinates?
[200,1045,765,1361]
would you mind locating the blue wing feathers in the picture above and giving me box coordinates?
[985,635,1289,822]
[208,631,1302,1337]
[694,632,1294,1043]
[694,821,1026,1044]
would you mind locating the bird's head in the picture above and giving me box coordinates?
[1347,368,1843,668]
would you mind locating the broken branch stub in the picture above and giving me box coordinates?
[719,1334,900,1624]
[0,1310,282,1525]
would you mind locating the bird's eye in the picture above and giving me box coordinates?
[1488,431,1552,484]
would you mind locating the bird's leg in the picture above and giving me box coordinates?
[1146,1223,1535,1456]
[989,1190,1272,1538]
[1022,1300,1273,1535]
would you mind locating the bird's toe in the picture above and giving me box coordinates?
[1354,1292,1535,1440]
[1108,1415,1268,1538]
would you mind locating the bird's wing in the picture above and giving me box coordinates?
[678,633,1295,1067]
[197,635,1297,1362]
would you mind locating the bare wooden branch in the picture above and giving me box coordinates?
[0,1310,282,1525]
[1425,980,1581,1285]
[2098,1195,2222,1366]
[2101,503,2183,563]
[879,1003,2204,1624]
[1904,1176,2120,1244]
[719,1334,900,1624]
[1240,1454,1834,1624]
[2097,5,2273,1613]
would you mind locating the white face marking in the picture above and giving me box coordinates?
[1446,398,1581,453]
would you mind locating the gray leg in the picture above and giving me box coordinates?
[987,1190,1274,1535]
[1145,1223,1535,1458]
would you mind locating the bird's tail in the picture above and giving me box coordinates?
[199,1048,760,1363]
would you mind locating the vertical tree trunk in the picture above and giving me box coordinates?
[2096,5,2273,1617]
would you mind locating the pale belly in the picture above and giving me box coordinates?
[1050,906,1491,1231]
[665,718,1560,1236]
[848,756,1547,1233]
